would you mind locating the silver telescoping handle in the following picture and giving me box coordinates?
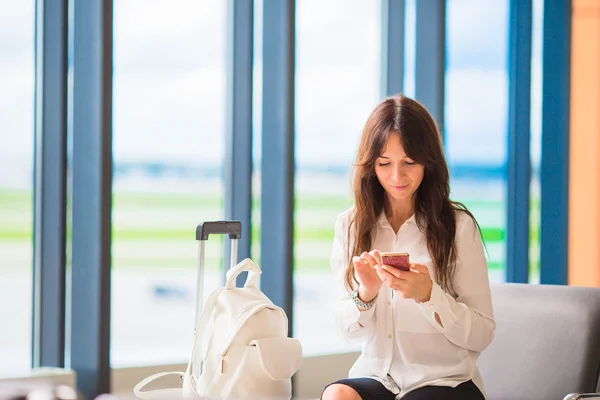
[229,239,238,269]
[194,221,242,328]
[196,239,206,330]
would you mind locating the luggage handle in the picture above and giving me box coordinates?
[194,221,242,330]
[196,221,242,241]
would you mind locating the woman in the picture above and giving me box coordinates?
[322,94,495,400]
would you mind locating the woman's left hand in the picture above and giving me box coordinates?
[377,263,433,303]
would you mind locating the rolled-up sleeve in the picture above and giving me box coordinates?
[331,211,377,343]
[417,212,496,352]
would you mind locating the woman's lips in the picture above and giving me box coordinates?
[391,184,409,190]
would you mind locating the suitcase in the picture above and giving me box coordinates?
[134,220,301,400]
[133,220,243,400]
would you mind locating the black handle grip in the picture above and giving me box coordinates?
[196,221,242,241]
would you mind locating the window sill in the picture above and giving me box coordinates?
[0,367,76,398]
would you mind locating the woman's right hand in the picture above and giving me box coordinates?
[352,250,383,302]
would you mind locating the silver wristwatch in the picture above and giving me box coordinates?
[351,287,377,310]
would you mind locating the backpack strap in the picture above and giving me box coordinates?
[186,286,224,376]
[132,371,185,399]
[133,287,224,399]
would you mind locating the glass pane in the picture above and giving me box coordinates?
[445,0,509,283]
[252,0,263,265]
[404,0,416,98]
[529,0,543,284]
[293,0,382,356]
[111,1,227,367]
[0,0,35,374]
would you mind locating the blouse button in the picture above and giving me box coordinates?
[388,334,392,339]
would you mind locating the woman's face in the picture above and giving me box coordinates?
[374,131,425,204]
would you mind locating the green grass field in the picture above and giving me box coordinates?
[0,188,541,274]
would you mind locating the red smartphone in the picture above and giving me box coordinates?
[381,252,410,271]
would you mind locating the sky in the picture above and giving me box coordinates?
[0,0,544,187]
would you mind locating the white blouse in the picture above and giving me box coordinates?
[330,209,496,399]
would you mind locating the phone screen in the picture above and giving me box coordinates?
[381,252,410,271]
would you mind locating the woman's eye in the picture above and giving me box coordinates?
[378,163,391,167]
[405,161,415,166]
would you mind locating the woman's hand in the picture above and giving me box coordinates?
[352,250,383,302]
[379,263,433,303]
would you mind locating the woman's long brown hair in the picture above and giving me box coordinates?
[344,94,481,294]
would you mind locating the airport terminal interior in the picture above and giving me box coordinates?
[2,0,600,399]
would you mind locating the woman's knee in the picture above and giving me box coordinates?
[321,383,362,400]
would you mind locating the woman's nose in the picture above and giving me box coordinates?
[392,165,405,180]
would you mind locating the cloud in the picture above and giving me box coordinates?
[445,68,508,164]
[112,66,226,163]
[446,0,509,69]
[1,0,547,187]
[0,1,34,60]
[113,0,226,73]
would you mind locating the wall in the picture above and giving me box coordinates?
[569,0,600,287]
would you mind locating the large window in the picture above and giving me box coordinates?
[444,0,509,283]
[293,0,382,356]
[111,1,227,367]
[0,1,35,375]
[0,1,549,377]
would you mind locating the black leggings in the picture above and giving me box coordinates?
[323,377,484,400]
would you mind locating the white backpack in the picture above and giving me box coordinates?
[134,259,303,400]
